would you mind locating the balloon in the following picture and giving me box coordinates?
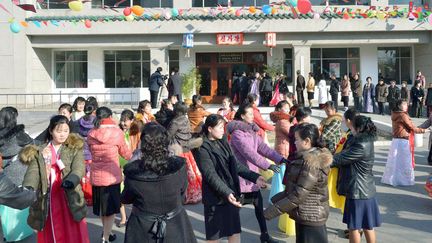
[171,8,179,17]
[164,11,172,20]
[289,0,298,7]
[235,9,242,16]
[131,5,144,16]
[313,12,320,19]
[377,11,386,20]
[68,0,83,12]
[125,14,134,22]
[297,0,311,15]
[271,8,278,15]
[343,12,350,20]
[20,21,29,27]
[262,5,271,15]
[123,7,132,16]
[249,6,256,14]
[84,19,91,28]
[10,22,21,33]
[408,12,415,20]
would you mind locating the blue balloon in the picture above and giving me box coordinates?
[262,5,272,15]
[171,8,179,17]
[10,22,21,33]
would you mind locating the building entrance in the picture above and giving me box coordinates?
[196,52,267,103]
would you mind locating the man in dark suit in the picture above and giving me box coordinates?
[149,67,165,108]
[168,68,183,102]
[296,70,305,106]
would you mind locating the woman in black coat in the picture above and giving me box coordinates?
[121,122,197,243]
[193,114,267,243]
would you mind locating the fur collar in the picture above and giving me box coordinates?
[123,156,185,181]
[320,113,343,126]
[19,133,84,165]
[226,120,260,134]
[300,148,333,169]
[270,111,291,123]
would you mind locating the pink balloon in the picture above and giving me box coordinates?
[123,7,132,16]
[84,19,92,28]
[297,0,312,15]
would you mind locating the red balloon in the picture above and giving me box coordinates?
[297,0,312,15]
[85,19,92,28]
[123,7,132,16]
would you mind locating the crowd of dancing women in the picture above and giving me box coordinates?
[1,69,432,243]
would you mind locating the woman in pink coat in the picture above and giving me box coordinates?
[226,103,284,243]
[87,107,132,243]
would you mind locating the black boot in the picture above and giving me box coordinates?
[260,233,278,243]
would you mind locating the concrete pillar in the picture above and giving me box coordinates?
[415,43,432,86]
[360,45,378,84]
[87,48,105,89]
[31,48,52,92]
[150,48,169,76]
[292,44,311,91]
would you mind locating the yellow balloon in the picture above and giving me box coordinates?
[125,14,134,22]
[68,0,83,12]
[377,11,386,20]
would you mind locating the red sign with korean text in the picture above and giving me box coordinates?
[216,33,244,45]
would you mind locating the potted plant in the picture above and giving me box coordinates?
[181,67,202,105]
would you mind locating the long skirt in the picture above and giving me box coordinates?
[0,206,33,242]
[180,151,202,204]
[328,168,346,213]
[381,138,415,186]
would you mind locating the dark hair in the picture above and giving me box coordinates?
[202,114,226,136]
[83,96,98,121]
[294,123,324,148]
[72,96,86,111]
[160,98,172,110]
[246,93,258,105]
[414,79,421,86]
[58,103,73,114]
[275,100,289,112]
[294,106,312,122]
[191,95,202,109]
[46,115,70,142]
[324,101,335,110]
[139,122,170,174]
[344,108,359,121]
[222,97,234,111]
[353,115,377,139]
[174,102,188,116]
[393,99,407,112]
[234,103,253,121]
[120,109,134,122]
[137,100,151,114]
[156,67,163,72]
[94,107,113,128]
[366,76,372,81]
[0,106,18,129]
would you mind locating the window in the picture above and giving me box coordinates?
[388,0,422,6]
[92,0,172,8]
[192,0,268,7]
[283,48,293,85]
[310,48,360,82]
[54,51,88,88]
[104,50,151,88]
[378,47,412,85]
[92,0,131,8]
[39,0,69,9]
[169,50,179,73]
[310,0,370,6]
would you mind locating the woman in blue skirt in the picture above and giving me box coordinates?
[332,115,382,243]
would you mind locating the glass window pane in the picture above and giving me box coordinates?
[322,59,347,80]
[310,59,321,81]
[142,50,150,61]
[284,60,293,85]
[284,48,292,60]
[138,0,160,7]
[200,0,228,7]
[142,62,151,87]
[169,61,179,73]
[104,51,116,62]
[93,0,130,8]
[322,48,347,59]
[400,58,412,85]
[161,0,173,7]
[116,51,141,61]
[357,0,371,5]
[192,0,203,7]
[378,52,398,85]
[328,0,356,5]
[310,0,327,6]
[311,48,321,59]
[389,0,422,6]
[105,62,116,88]
[66,51,87,62]
[169,50,179,61]
[197,53,212,64]
[378,47,398,59]
[256,0,270,5]
[348,59,360,78]
[55,52,65,61]
[55,62,66,88]
[116,62,141,87]
[198,67,211,96]
[348,48,360,58]
[47,0,68,9]
[400,47,411,58]
[65,62,87,88]
[231,0,254,7]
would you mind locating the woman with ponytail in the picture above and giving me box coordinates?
[265,123,332,243]
[87,107,132,243]
[332,115,382,243]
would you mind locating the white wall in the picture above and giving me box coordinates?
[360,45,378,84]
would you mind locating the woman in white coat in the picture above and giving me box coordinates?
[318,74,328,109]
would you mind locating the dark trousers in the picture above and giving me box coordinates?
[342,96,349,108]
[297,90,305,106]
[389,101,396,114]
[231,89,240,104]
[354,96,362,112]
[242,191,268,234]
[331,94,338,111]
[411,101,423,118]
[150,90,159,108]
[295,222,328,243]
[261,91,272,106]
[378,102,385,115]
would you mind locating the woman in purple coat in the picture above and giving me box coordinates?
[227,103,285,243]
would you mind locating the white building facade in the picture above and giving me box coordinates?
[1,0,432,104]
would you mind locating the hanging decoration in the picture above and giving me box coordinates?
[297,0,312,15]
[264,32,276,56]
[68,1,83,12]
[182,33,194,57]
[10,21,21,33]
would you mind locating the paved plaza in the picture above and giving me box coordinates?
[11,108,432,243]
